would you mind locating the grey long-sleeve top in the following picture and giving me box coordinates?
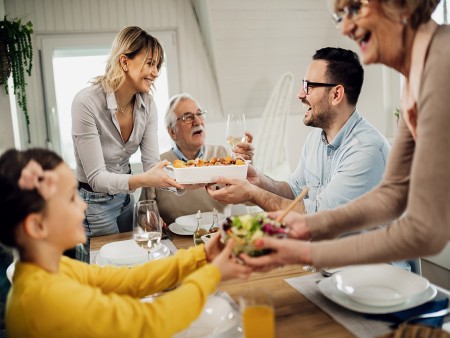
[72,84,160,194]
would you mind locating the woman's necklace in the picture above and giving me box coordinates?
[116,96,133,117]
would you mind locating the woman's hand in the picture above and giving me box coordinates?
[239,237,312,272]
[211,238,252,281]
[140,160,184,189]
[268,211,311,240]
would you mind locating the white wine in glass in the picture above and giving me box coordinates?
[226,114,246,156]
[133,200,162,261]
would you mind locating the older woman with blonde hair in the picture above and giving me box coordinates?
[240,0,450,271]
[72,26,184,242]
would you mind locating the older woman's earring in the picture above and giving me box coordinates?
[123,66,128,71]
[402,16,408,25]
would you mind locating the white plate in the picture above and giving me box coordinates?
[169,222,194,236]
[100,239,167,265]
[6,262,15,284]
[171,162,248,184]
[176,212,225,232]
[318,276,437,314]
[331,264,429,307]
[173,295,240,338]
[96,243,170,267]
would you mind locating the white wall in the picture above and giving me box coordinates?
[0,0,16,154]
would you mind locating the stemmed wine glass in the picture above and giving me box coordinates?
[226,113,247,157]
[133,200,162,261]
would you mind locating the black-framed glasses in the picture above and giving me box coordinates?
[303,80,338,95]
[331,0,369,27]
[176,110,207,124]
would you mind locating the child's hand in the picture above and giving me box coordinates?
[211,239,252,281]
[204,232,224,262]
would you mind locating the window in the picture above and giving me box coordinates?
[432,1,448,24]
[38,31,179,171]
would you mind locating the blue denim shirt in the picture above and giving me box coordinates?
[289,110,390,213]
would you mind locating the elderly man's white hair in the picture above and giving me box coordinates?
[164,93,202,129]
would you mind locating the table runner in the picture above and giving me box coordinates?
[285,273,392,338]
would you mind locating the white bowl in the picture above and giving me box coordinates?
[171,162,248,184]
[173,295,238,338]
[176,212,226,232]
[331,264,429,307]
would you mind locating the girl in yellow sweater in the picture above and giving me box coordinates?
[0,148,251,338]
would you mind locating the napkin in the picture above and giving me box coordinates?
[365,295,449,328]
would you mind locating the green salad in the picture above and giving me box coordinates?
[221,213,287,256]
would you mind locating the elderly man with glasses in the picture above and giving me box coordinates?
[208,47,390,217]
[140,93,254,225]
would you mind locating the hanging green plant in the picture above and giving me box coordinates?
[0,16,33,125]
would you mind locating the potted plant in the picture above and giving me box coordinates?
[0,16,33,125]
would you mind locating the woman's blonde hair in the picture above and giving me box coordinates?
[92,26,164,92]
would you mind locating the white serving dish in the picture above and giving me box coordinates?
[176,211,226,232]
[100,239,168,266]
[331,264,430,307]
[170,162,248,184]
[173,295,239,338]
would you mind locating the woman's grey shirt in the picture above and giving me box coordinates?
[72,84,160,194]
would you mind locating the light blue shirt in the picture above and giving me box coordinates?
[289,111,390,213]
[172,143,205,162]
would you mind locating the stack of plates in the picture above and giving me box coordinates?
[96,240,170,267]
[169,212,225,236]
[318,264,437,314]
[173,295,240,338]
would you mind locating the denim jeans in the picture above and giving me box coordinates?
[78,188,134,238]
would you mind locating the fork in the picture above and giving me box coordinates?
[390,308,450,329]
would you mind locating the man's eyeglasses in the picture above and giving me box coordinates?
[331,0,369,27]
[303,80,338,95]
[176,110,207,124]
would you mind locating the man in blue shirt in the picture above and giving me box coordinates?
[207,47,390,215]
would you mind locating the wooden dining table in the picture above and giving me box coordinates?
[90,231,355,338]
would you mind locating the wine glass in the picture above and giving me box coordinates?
[226,113,247,157]
[133,200,162,261]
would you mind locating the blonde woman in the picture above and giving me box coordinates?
[72,26,183,240]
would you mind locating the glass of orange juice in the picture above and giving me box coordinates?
[239,288,275,338]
